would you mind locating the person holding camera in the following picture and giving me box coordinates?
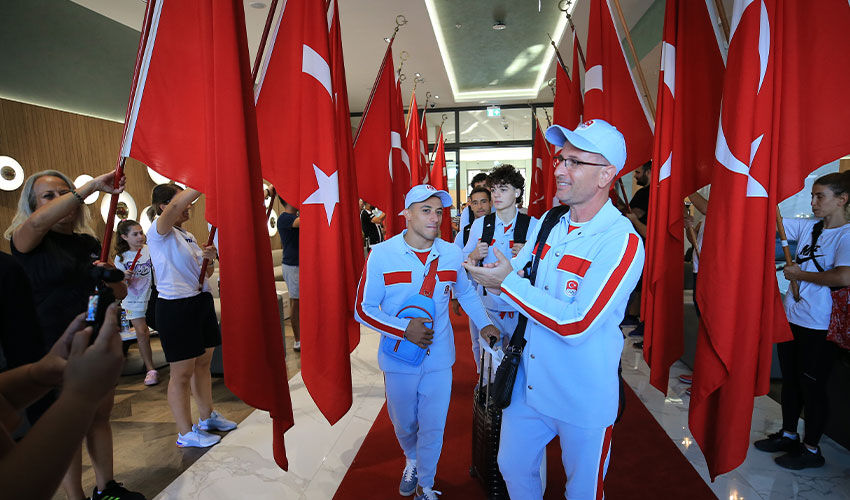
[146,184,235,449]
[5,169,143,500]
[0,306,125,500]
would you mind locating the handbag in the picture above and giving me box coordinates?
[379,258,439,366]
[490,206,570,409]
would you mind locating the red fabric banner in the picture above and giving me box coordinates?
[254,0,355,424]
[584,0,654,177]
[692,0,850,478]
[406,93,424,187]
[122,0,292,468]
[528,122,552,218]
[353,45,407,238]
[430,130,453,241]
[328,0,365,352]
[642,0,724,394]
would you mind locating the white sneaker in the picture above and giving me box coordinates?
[198,410,237,432]
[293,340,301,352]
[177,425,221,448]
[414,487,442,500]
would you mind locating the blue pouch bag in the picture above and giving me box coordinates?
[379,258,440,367]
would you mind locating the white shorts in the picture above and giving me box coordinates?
[125,309,147,321]
[282,264,300,299]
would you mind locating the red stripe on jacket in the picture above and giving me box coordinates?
[384,271,412,285]
[557,255,592,277]
[356,260,406,338]
[437,270,457,282]
[503,234,639,337]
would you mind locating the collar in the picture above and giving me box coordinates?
[394,230,440,263]
[562,200,622,237]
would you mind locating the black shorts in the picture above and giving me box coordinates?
[156,292,221,363]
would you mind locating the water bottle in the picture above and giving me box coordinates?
[120,309,131,333]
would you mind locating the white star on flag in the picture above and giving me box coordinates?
[303,164,339,226]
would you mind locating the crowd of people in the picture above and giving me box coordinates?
[0,117,847,500]
[0,172,239,499]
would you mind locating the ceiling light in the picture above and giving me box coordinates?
[455,23,462,29]
[492,22,507,31]
[383,37,390,43]
[415,72,421,77]
[434,95,439,99]
[249,2,267,8]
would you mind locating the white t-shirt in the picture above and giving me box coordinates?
[114,246,153,311]
[147,218,211,300]
[783,218,850,330]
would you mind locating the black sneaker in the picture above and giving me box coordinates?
[754,431,800,453]
[775,446,825,470]
[92,480,146,500]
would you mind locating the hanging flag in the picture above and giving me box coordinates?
[692,0,850,478]
[391,74,411,232]
[120,0,292,469]
[568,31,584,127]
[254,0,355,424]
[406,92,424,187]
[584,0,654,177]
[642,0,725,394]
[420,109,430,183]
[328,0,365,352]
[528,121,551,218]
[428,129,453,241]
[353,44,408,238]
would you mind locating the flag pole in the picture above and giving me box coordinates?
[353,15,408,144]
[776,208,801,301]
[428,114,447,165]
[712,0,731,41]
[557,1,586,68]
[617,178,632,214]
[610,0,656,117]
[547,32,571,74]
[197,227,217,290]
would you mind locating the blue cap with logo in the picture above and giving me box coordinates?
[399,184,453,215]
[545,119,627,173]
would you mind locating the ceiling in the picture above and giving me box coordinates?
[0,0,673,122]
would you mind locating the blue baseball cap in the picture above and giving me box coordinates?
[399,184,453,215]
[545,119,627,173]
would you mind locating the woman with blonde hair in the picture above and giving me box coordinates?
[7,169,144,500]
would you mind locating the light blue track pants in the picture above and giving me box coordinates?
[385,368,452,489]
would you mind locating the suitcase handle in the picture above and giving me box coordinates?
[477,337,498,405]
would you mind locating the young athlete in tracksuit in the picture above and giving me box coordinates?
[463,165,538,353]
[465,120,645,499]
[356,185,498,500]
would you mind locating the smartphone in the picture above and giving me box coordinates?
[85,286,116,344]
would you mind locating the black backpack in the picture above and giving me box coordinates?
[479,212,532,247]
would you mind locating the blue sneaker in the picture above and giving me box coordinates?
[399,460,417,496]
[198,410,237,432]
[414,487,442,500]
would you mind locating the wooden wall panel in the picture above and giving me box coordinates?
[0,98,283,256]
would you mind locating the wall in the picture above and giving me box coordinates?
[0,98,283,255]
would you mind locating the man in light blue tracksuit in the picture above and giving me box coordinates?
[356,184,498,500]
[465,120,645,499]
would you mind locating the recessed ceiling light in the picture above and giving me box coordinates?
[249,2,267,8]
[492,22,507,31]
[384,37,391,43]
[434,95,439,99]
[455,23,462,29]
[415,72,421,77]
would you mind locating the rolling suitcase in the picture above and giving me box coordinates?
[470,344,510,499]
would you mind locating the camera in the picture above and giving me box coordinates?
[85,265,125,343]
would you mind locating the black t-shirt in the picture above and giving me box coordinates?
[361,209,381,245]
[278,213,299,266]
[0,252,44,369]
[629,186,650,225]
[11,231,101,346]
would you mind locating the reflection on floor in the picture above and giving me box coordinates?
[61,324,850,500]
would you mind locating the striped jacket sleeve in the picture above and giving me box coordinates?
[500,232,644,345]
[354,253,410,341]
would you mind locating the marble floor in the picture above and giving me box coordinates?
[150,324,850,500]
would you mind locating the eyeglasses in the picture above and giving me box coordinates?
[553,155,609,169]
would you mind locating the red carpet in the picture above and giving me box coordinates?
[334,314,716,499]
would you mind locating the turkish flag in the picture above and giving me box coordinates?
[328,0,365,352]
[528,122,552,218]
[420,110,430,183]
[692,0,850,478]
[642,0,724,394]
[406,93,424,187]
[429,130,453,241]
[584,0,654,177]
[353,44,408,238]
[553,31,583,131]
[254,0,355,424]
[120,0,292,468]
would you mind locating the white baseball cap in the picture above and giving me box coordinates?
[545,119,627,173]
[399,184,453,215]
